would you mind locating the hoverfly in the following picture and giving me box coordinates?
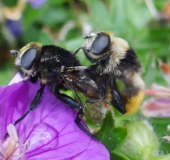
[71,32,145,114]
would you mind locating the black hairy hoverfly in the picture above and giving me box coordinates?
[71,31,145,114]
[9,42,116,138]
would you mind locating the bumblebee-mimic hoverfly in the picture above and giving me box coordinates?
[72,32,145,114]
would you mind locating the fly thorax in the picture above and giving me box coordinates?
[102,53,121,76]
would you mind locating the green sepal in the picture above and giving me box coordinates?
[96,111,128,151]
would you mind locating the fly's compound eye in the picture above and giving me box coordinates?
[91,33,110,55]
[21,47,37,70]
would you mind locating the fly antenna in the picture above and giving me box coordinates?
[10,50,20,56]
[73,47,82,56]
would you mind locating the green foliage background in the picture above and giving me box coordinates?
[0,0,170,159]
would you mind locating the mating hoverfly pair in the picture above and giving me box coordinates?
[9,31,145,138]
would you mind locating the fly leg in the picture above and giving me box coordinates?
[54,91,96,139]
[54,91,80,110]
[85,76,106,104]
[4,84,45,139]
[75,106,96,139]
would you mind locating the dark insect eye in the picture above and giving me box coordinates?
[91,33,110,55]
[21,47,37,70]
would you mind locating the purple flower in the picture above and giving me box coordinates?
[26,0,47,8]
[0,74,109,160]
[5,19,22,37]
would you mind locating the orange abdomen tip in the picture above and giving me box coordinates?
[125,90,144,114]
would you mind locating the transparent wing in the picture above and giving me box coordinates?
[84,101,108,124]
[61,68,108,124]
[71,90,110,125]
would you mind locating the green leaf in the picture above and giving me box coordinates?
[64,37,84,51]
[38,7,73,28]
[142,50,167,87]
[22,27,53,44]
[109,0,128,35]
[49,0,68,5]
[111,127,128,148]
[95,111,115,150]
[83,0,112,31]
[2,0,18,7]
[38,31,53,45]
[95,111,127,151]
[22,27,39,43]
[22,5,42,30]
[154,0,166,10]
[0,61,16,85]
[109,0,151,36]
[111,150,130,160]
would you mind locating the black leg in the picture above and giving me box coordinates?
[54,91,96,139]
[55,92,80,110]
[111,90,126,114]
[4,84,45,139]
[85,76,106,104]
[75,107,96,140]
[109,75,126,114]
[14,84,45,125]
[29,84,45,110]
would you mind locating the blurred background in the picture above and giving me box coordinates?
[0,0,170,86]
[0,0,170,155]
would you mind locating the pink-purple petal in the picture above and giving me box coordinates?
[8,73,23,85]
[0,74,110,160]
[141,98,170,118]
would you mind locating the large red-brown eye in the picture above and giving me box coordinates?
[21,47,37,70]
[91,33,110,55]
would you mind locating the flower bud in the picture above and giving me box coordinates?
[114,121,159,160]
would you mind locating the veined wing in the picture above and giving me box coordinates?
[61,68,108,124]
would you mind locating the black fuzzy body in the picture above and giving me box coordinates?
[11,43,104,138]
[118,48,141,73]
[31,45,101,100]
[34,45,80,92]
